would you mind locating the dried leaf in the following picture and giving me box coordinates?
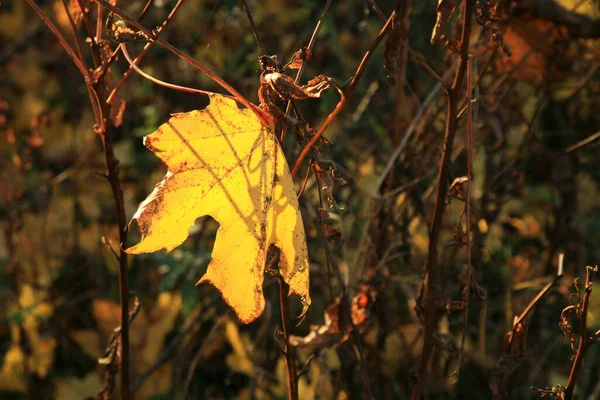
[448,176,468,201]
[431,0,461,44]
[126,94,310,323]
[290,288,373,348]
[262,73,337,101]
[284,46,311,70]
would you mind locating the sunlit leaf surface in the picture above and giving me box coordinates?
[126,94,310,323]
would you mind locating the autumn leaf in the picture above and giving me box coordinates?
[126,94,310,323]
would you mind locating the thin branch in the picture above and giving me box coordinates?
[291,10,395,178]
[91,0,269,125]
[59,0,86,62]
[240,0,266,55]
[106,0,186,104]
[25,0,89,76]
[82,6,132,398]
[120,43,233,99]
[565,130,600,153]
[507,254,565,353]
[367,0,386,21]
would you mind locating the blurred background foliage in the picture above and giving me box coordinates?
[1,0,600,399]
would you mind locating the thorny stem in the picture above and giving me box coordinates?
[89,21,131,400]
[455,55,473,384]
[279,279,299,400]
[97,82,131,400]
[564,266,598,399]
[411,2,472,399]
[27,1,132,397]
[291,10,395,178]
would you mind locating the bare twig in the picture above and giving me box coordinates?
[59,0,86,62]
[281,0,332,145]
[507,254,565,354]
[565,130,600,153]
[25,0,88,76]
[240,0,266,55]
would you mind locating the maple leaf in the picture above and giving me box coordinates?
[126,94,310,323]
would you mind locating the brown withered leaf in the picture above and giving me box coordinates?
[431,0,460,44]
[446,220,469,248]
[448,176,468,201]
[289,287,374,348]
[261,73,338,102]
[559,305,576,350]
[285,46,311,70]
[323,223,342,242]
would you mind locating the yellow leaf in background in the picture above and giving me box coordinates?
[55,372,103,400]
[126,94,310,323]
[0,344,27,392]
[72,294,182,399]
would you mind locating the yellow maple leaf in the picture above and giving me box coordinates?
[126,94,310,323]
